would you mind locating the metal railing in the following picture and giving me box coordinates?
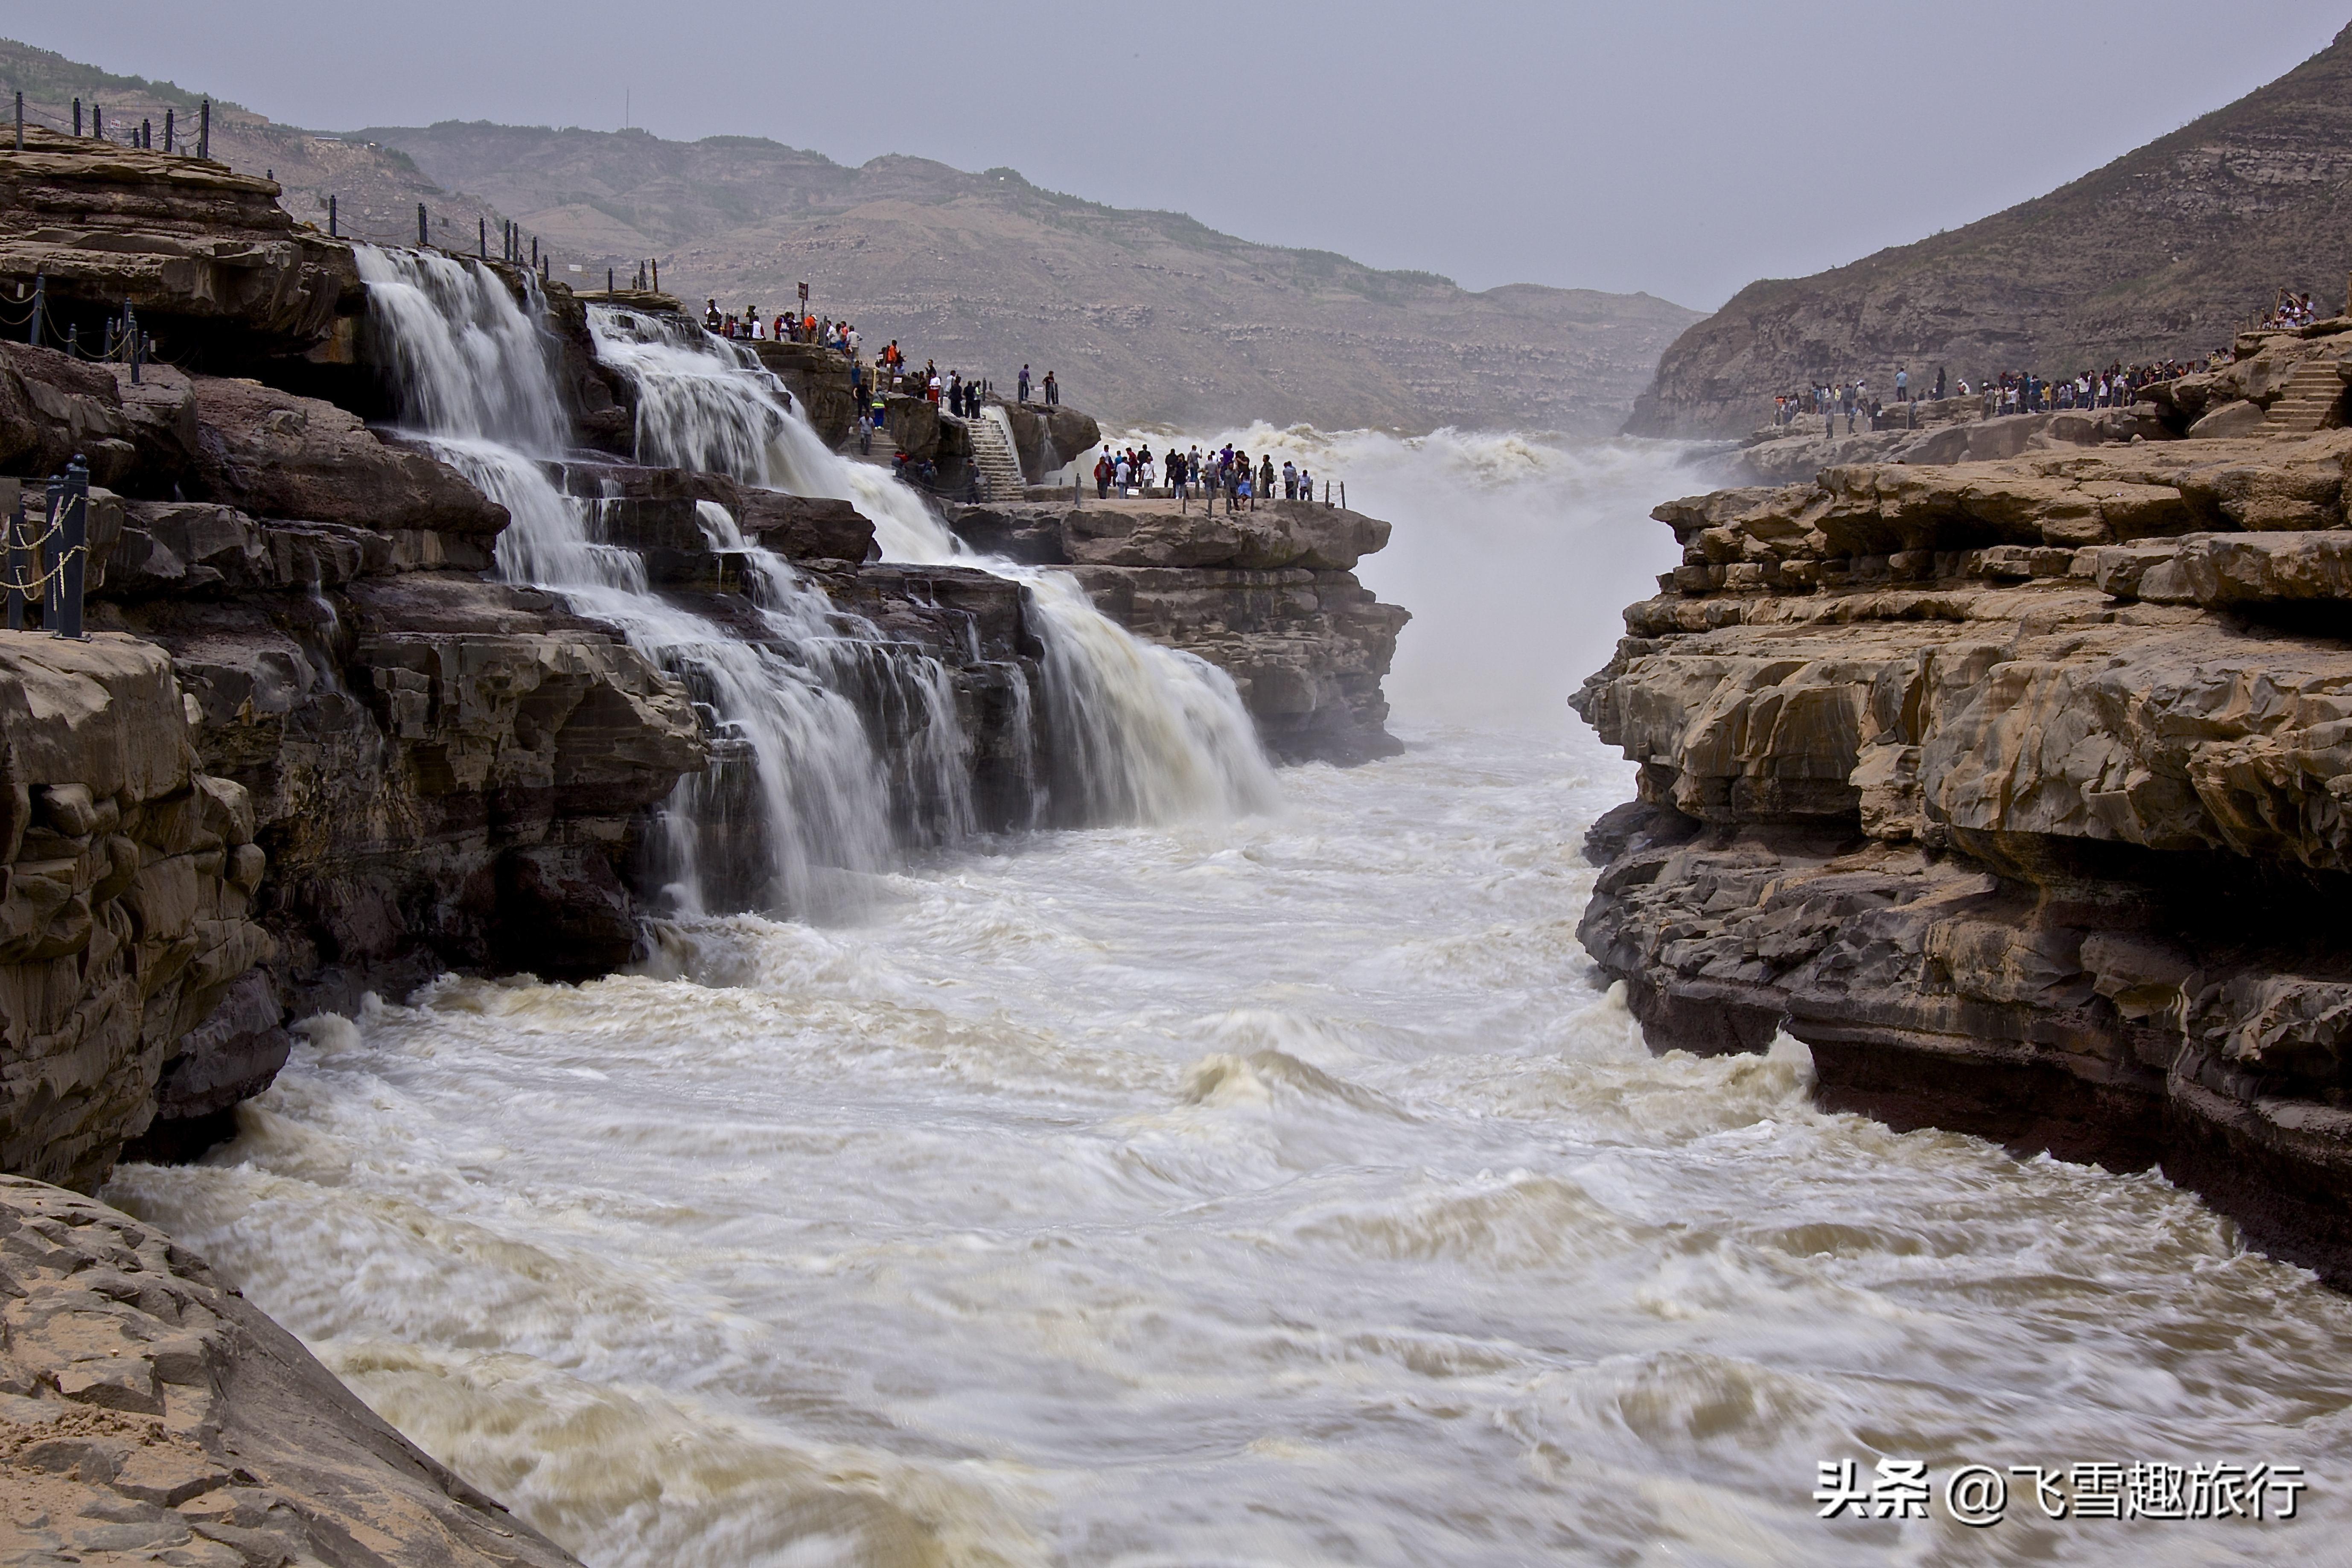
[4,456,91,640]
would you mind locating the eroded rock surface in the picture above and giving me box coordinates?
[1576,427,2352,1281]
[0,1175,580,1568]
[0,633,272,1194]
[0,128,358,362]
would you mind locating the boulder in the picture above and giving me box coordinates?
[2186,398,2270,440]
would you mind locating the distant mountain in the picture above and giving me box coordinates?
[0,35,1696,434]
[347,121,1701,434]
[1629,23,2352,438]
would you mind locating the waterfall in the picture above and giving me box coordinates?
[582,306,1280,824]
[356,247,945,917]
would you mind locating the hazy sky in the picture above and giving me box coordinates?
[12,2,2347,309]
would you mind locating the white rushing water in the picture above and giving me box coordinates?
[111,406,2352,1563]
[582,305,1277,825]
[350,248,1271,912]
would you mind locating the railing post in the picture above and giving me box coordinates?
[164,108,174,153]
[54,456,86,641]
[418,203,428,247]
[128,307,141,385]
[198,99,208,160]
[14,91,22,152]
[328,194,336,236]
[73,98,82,137]
[92,105,101,140]
[30,274,43,349]
[479,216,487,259]
[3,498,23,629]
[141,118,151,150]
[40,475,61,629]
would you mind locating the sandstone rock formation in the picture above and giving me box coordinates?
[0,1174,581,1567]
[1575,425,2352,1282]
[948,498,1407,762]
[0,622,273,1195]
[0,127,358,365]
[1627,24,2352,437]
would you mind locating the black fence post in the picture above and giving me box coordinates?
[54,457,86,641]
[328,194,337,237]
[140,118,151,150]
[29,274,43,349]
[478,216,486,259]
[73,98,81,137]
[14,92,22,152]
[198,99,208,160]
[92,105,102,140]
[40,475,61,628]
[164,108,173,153]
[652,258,659,292]
[127,307,140,385]
[607,266,615,293]
[3,498,23,630]
[418,204,428,248]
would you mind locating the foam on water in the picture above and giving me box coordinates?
[111,714,2352,1566]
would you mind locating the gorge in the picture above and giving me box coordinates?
[5,37,2352,1568]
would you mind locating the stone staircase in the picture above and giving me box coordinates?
[2261,356,2347,434]
[963,406,1027,500]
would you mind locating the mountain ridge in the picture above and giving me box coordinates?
[1627,21,2352,438]
[350,117,1700,433]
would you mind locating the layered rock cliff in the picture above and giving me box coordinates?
[1575,417,2352,1282]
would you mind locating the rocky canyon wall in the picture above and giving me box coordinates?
[1576,388,2352,1283]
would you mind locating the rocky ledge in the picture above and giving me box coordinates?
[949,496,1409,762]
[1575,424,2352,1284]
[0,1175,579,1567]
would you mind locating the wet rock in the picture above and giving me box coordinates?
[947,499,1407,762]
[187,376,506,543]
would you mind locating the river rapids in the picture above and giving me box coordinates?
[110,428,2352,1566]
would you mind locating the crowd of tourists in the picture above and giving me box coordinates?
[703,300,859,354]
[1092,443,1316,506]
[691,298,1348,507]
[1772,354,2217,434]
[2262,289,2323,330]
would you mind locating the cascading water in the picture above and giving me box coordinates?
[583,306,1280,824]
[356,247,921,915]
